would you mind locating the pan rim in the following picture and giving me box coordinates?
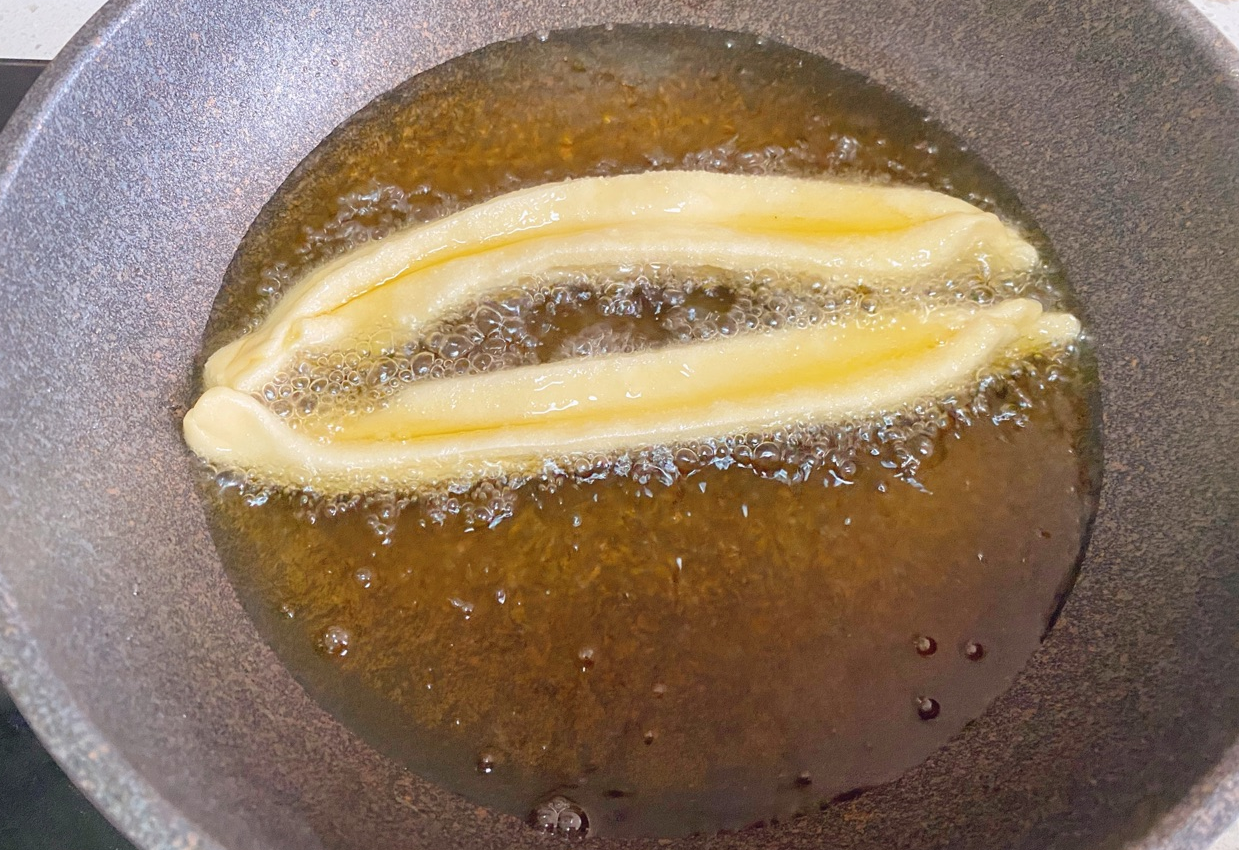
[0,2,1236,850]
[0,5,229,849]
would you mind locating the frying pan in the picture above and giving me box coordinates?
[0,1,1236,849]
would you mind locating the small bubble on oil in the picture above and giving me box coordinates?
[914,635,937,656]
[795,771,813,787]
[215,469,245,492]
[320,625,351,657]
[577,647,596,671]
[477,753,496,775]
[752,441,782,475]
[964,641,986,661]
[916,696,941,721]
[673,447,699,473]
[530,796,589,839]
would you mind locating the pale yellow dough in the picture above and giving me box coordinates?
[202,171,1040,395]
[184,299,1079,495]
[185,171,1075,495]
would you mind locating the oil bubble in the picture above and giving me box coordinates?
[531,796,589,839]
[752,441,783,475]
[673,448,699,473]
[320,625,352,657]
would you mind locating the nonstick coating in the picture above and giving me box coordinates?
[0,2,1236,849]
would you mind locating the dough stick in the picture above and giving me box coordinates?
[203,172,1039,394]
[184,299,1079,495]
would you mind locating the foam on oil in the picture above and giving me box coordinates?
[197,26,1099,839]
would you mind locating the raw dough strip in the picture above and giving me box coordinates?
[184,299,1079,495]
[203,172,1039,394]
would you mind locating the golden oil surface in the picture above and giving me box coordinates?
[198,26,1099,839]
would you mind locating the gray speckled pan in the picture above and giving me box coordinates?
[0,1,1236,849]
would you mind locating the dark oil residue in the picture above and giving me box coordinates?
[197,26,1100,839]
